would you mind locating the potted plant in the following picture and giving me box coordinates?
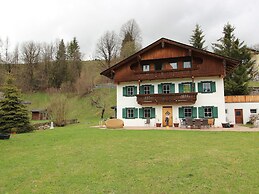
[156,118,161,127]
[174,117,179,127]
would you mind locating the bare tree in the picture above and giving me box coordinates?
[0,38,13,73]
[120,19,142,59]
[21,41,41,90]
[95,31,119,69]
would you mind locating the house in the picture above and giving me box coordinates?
[101,38,239,127]
[31,109,48,120]
[225,95,259,124]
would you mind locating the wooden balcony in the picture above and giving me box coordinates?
[136,92,198,105]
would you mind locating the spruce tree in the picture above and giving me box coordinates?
[212,23,254,95]
[0,75,34,134]
[189,24,206,49]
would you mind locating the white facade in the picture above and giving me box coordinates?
[117,76,226,127]
[225,102,259,124]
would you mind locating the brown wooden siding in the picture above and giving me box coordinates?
[225,95,259,103]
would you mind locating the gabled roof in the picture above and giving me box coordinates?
[101,37,240,78]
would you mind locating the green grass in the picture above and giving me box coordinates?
[22,88,116,123]
[249,81,259,87]
[1,124,259,193]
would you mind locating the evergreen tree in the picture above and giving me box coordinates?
[50,39,67,88]
[189,24,206,49]
[67,37,82,82]
[212,23,255,95]
[0,75,34,134]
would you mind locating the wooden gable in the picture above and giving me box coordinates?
[101,38,239,83]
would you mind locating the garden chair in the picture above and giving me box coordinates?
[185,118,193,128]
[145,117,150,126]
[202,118,209,128]
[208,118,215,127]
[193,119,202,129]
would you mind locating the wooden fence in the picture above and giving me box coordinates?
[225,95,259,103]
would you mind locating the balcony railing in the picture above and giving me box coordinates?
[136,92,198,105]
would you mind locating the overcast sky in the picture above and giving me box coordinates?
[0,0,258,59]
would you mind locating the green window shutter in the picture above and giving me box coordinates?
[139,85,144,94]
[198,82,203,93]
[212,107,218,118]
[179,107,184,118]
[134,108,138,118]
[192,83,196,92]
[134,86,137,95]
[192,107,197,118]
[151,108,155,118]
[198,107,204,118]
[211,82,216,92]
[139,108,144,119]
[122,108,127,118]
[158,84,162,94]
[179,83,183,93]
[123,87,127,96]
[170,83,175,93]
[150,85,154,94]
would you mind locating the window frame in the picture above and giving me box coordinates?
[142,64,150,72]
[155,63,163,71]
[126,86,134,96]
[204,106,213,118]
[202,82,211,93]
[143,108,151,118]
[126,108,134,119]
[183,83,192,93]
[250,109,257,114]
[143,85,151,94]
[184,107,192,118]
[170,62,178,69]
[162,83,170,94]
[183,61,192,68]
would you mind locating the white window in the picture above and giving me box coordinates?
[127,108,134,119]
[144,85,150,94]
[183,61,191,68]
[184,107,192,118]
[203,82,211,92]
[204,107,213,118]
[143,64,150,72]
[170,62,178,69]
[162,84,170,94]
[144,108,151,118]
[127,86,134,96]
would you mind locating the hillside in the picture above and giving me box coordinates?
[22,87,116,125]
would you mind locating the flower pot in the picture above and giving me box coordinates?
[174,123,179,127]
[156,123,161,127]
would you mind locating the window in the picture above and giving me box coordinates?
[143,64,150,72]
[183,61,191,68]
[184,107,192,118]
[139,107,155,119]
[144,108,151,118]
[127,108,134,119]
[225,109,228,114]
[170,62,178,69]
[144,85,150,94]
[155,63,163,71]
[123,86,137,96]
[198,106,218,118]
[204,107,213,118]
[122,108,138,119]
[203,82,211,92]
[183,83,191,93]
[162,84,170,94]
[198,81,216,93]
[127,86,134,96]
[250,109,257,114]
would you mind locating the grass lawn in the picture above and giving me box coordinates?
[1,124,259,193]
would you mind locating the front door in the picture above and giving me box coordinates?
[162,106,173,127]
[235,109,243,124]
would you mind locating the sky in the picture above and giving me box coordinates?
[0,0,258,60]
